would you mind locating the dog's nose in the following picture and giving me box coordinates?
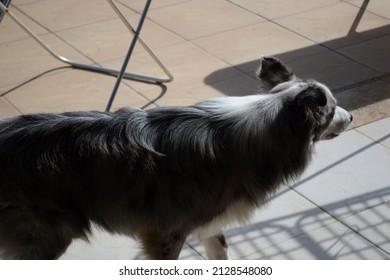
[350,114,353,122]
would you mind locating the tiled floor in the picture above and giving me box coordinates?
[0,0,389,259]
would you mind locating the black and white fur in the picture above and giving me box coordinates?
[0,57,352,259]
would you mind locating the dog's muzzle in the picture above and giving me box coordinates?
[320,106,353,140]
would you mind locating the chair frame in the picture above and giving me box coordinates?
[0,0,173,111]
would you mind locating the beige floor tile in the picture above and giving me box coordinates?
[0,97,20,117]
[0,5,48,44]
[157,73,258,107]
[110,79,167,110]
[127,17,185,51]
[347,0,390,20]
[0,33,92,89]
[275,2,390,49]
[103,41,244,96]
[95,41,175,75]
[57,16,183,64]
[148,0,264,40]
[56,17,136,63]
[193,21,328,74]
[157,84,227,107]
[338,34,390,73]
[229,0,339,20]
[17,0,127,32]
[5,69,149,113]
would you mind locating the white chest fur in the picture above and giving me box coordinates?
[194,199,256,240]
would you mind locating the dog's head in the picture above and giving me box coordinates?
[256,56,352,142]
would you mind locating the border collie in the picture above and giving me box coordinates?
[0,56,352,259]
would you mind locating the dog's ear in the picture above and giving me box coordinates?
[256,56,294,87]
[294,86,327,111]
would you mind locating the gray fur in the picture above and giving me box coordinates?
[0,56,351,259]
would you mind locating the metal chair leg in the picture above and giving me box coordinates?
[106,0,156,111]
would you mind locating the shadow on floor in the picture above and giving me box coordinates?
[204,4,390,113]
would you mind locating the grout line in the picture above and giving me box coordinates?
[3,96,22,115]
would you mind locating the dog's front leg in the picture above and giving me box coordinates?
[138,231,187,260]
[200,232,229,260]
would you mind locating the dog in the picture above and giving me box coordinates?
[0,56,352,259]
